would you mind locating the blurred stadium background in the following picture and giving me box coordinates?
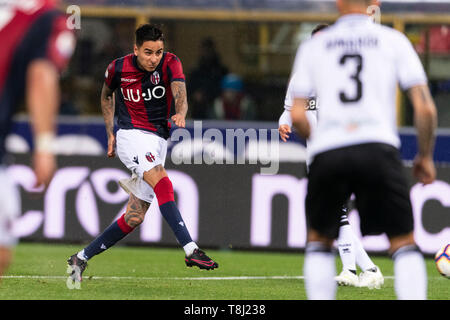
[6,0,450,256]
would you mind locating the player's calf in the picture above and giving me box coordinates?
[124,194,150,228]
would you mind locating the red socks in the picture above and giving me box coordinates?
[153,176,175,205]
[117,213,134,234]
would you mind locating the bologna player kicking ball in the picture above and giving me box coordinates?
[67,24,218,283]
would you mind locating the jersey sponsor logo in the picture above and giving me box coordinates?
[121,78,138,83]
[120,86,166,102]
[150,71,160,85]
[306,97,318,110]
[145,152,156,163]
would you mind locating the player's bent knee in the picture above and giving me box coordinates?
[388,232,416,255]
[307,229,334,248]
[143,165,168,188]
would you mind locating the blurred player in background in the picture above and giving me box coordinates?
[0,0,75,281]
[290,0,437,299]
[67,24,218,283]
[279,23,384,289]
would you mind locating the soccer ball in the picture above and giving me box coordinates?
[434,244,450,278]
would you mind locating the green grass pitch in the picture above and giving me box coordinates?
[0,242,448,300]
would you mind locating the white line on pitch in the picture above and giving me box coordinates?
[0,275,395,281]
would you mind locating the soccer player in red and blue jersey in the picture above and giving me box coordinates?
[0,0,75,280]
[67,24,218,282]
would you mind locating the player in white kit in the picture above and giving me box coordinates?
[289,0,437,300]
[279,24,384,289]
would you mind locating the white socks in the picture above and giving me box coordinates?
[337,224,357,272]
[305,237,427,300]
[304,242,336,300]
[393,245,427,300]
[353,235,376,271]
[183,241,199,257]
[77,250,88,261]
[338,217,376,272]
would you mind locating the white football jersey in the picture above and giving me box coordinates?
[290,14,427,160]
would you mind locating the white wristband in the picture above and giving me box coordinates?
[35,132,56,153]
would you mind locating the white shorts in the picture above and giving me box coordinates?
[0,167,20,247]
[116,129,168,203]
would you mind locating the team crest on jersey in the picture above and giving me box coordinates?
[151,71,160,85]
[145,152,156,163]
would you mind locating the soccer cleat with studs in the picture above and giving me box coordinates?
[185,249,219,270]
[358,266,384,289]
[335,269,359,287]
[66,254,88,283]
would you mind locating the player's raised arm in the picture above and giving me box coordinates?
[100,83,116,157]
[171,80,188,128]
[407,84,438,184]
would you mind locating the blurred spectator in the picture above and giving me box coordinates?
[210,74,256,120]
[188,37,228,119]
[59,77,81,115]
[95,21,133,77]
[59,95,80,116]
[416,25,450,54]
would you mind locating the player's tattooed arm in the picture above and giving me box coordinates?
[407,84,437,185]
[170,80,188,128]
[101,83,115,137]
[101,83,116,157]
[407,85,437,158]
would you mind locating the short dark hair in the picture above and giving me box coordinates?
[135,24,164,47]
[311,24,329,36]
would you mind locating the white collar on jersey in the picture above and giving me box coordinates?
[335,14,372,25]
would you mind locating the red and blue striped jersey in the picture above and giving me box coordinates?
[104,52,185,140]
[0,0,75,163]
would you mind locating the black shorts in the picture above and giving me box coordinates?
[306,143,414,239]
